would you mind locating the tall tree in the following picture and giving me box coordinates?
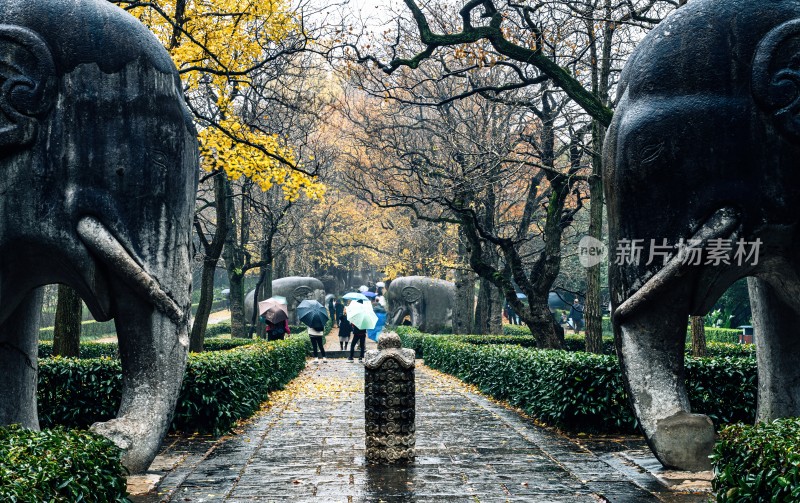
[52,285,81,357]
[340,66,589,345]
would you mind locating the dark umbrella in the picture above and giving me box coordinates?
[297,299,329,329]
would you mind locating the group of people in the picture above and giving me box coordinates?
[261,289,387,364]
[331,295,386,362]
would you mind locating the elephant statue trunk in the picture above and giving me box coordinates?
[604,0,800,471]
[0,0,198,473]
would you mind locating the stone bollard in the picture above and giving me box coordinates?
[364,332,415,464]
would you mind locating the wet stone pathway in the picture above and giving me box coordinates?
[132,360,712,502]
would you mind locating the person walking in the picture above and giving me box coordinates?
[338,313,352,351]
[367,297,386,342]
[348,323,367,362]
[334,298,344,328]
[569,298,584,334]
[264,318,290,341]
[326,295,337,328]
[308,323,326,362]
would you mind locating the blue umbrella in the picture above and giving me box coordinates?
[363,291,377,298]
[297,299,329,329]
[516,292,527,299]
[343,292,369,301]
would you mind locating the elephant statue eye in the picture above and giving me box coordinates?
[292,286,313,302]
[640,142,664,165]
[148,148,169,171]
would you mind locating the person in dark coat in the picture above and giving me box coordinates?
[338,313,352,351]
[334,298,344,328]
[264,318,290,341]
[327,295,337,328]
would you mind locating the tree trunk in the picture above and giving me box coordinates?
[585,120,606,354]
[191,259,218,352]
[228,271,245,339]
[691,315,706,357]
[453,238,475,334]
[223,181,247,340]
[522,299,564,349]
[475,278,503,335]
[53,284,81,357]
[189,173,230,352]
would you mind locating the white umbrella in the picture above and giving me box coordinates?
[358,285,369,293]
[346,300,378,330]
[375,281,385,288]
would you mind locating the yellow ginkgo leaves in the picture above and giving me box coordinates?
[119,0,324,201]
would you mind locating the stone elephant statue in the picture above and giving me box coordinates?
[244,277,326,325]
[385,276,454,334]
[604,0,800,471]
[0,1,198,473]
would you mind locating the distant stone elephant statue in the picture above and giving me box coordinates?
[244,277,326,325]
[604,0,800,471]
[0,0,198,473]
[385,276,454,334]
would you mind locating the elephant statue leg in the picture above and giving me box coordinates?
[749,277,800,420]
[0,288,43,429]
[617,294,715,471]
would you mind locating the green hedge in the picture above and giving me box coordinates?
[502,324,532,336]
[199,337,256,352]
[38,341,119,359]
[415,335,756,433]
[39,319,117,341]
[172,335,308,434]
[400,329,753,360]
[0,425,128,502]
[712,418,800,502]
[38,337,256,359]
[38,335,309,435]
[205,321,232,337]
[687,327,742,344]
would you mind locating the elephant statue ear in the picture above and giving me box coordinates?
[292,286,313,302]
[0,25,56,151]
[752,18,800,142]
[401,286,423,304]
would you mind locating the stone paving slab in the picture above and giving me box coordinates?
[131,360,712,502]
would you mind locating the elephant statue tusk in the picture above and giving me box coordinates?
[613,207,740,324]
[77,216,184,324]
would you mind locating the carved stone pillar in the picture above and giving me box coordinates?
[364,332,415,464]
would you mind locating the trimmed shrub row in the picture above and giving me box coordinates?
[173,335,308,435]
[38,335,309,435]
[200,337,256,352]
[37,337,257,359]
[701,327,744,344]
[38,341,119,359]
[400,329,754,360]
[38,319,117,341]
[413,335,756,433]
[205,321,232,337]
[0,425,127,502]
[712,418,800,502]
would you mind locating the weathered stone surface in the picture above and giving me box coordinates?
[385,276,455,333]
[605,0,800,471]
[0,0,198,474]
[364,333,416,464]
[130,361,711,502]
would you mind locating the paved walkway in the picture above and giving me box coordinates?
[131,360,711,502]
